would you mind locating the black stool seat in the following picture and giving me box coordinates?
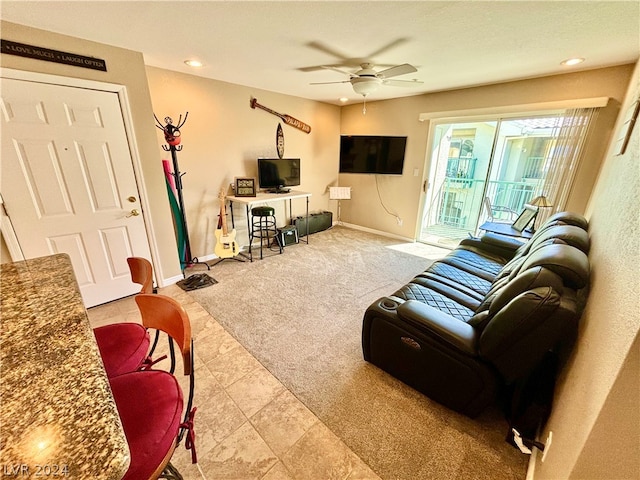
[250,206,282,260]
[252,206,275,216]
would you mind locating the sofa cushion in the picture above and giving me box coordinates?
[392,283,474,321]
[411,276,483,311]
[422,261,493,296]
[483,266,566,315]
[520,244,590,289]
[441,248,506,279]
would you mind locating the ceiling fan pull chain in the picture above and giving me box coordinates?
[362,96,367,115]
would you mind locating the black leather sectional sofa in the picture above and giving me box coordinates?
[362,212,590,417]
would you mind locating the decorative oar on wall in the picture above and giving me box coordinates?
[250,97,312,134]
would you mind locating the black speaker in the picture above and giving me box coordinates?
[277,225,299,246]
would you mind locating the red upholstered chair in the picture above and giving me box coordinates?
[94,257,155,378]
[110,294,196,480]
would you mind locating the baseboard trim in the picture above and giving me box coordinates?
[339,222,415,243]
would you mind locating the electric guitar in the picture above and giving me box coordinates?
[214,189,240,259]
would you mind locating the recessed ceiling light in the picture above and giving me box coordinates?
[339,97,349,103]
[184,60,203,67]
[561,57,585,66]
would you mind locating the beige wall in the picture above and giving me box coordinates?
[534,61,640,480]
[145,67,341,257]
[339,65,634,239]
[0,21,182,282]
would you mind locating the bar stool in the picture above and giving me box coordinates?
[110,294,197,480]
[94,257,155,378]
[249,206,282,260]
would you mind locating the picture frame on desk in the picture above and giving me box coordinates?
[235,177,256,197]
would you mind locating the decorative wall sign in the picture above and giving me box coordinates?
[276,123,285,158]
[0,39,107,71]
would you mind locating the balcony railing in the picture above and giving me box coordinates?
[429,177,543,231]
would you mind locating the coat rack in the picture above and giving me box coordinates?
[155,113,210,272]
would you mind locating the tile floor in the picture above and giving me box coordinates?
[88,283,381,480]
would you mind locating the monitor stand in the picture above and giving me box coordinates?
[268,187,291,194]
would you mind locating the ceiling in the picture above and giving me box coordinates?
[2,1,639,105]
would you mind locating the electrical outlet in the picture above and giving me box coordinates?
[541,431,553,462]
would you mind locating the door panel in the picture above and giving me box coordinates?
[13,138,74,217]
[1,78,152,307]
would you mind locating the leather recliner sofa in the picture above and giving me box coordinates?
[362,212,590,417]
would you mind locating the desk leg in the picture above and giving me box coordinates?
[305,196,309,243]
[246,205,253,261]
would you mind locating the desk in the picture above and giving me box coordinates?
[1,254,130,479]
[479,221,534,239]
[227,190,311,247]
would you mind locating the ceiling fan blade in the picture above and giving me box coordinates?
[382,79,424,87]
[377,63,418,79]
[306,41,351,61]
[310,80,350,85]
[366,38,409,58]
[320,65,356,77]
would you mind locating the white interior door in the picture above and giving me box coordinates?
[1,78,152,307]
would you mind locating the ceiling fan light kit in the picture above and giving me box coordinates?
[310,61,423,114]
[351,76,382,96]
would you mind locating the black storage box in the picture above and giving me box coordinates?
[293,211,333,237]
[277,225,299,247]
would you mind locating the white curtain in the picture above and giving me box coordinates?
[538,107,600,224]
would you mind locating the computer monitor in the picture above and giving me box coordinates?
[257,158,300,193]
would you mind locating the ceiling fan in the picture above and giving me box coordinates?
[311,62,423,98]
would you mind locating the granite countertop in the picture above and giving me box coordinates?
[0,254,130,479]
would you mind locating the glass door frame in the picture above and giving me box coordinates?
[417,110,564,247]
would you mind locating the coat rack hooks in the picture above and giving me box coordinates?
[155,112,210,273]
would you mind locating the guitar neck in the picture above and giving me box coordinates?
[219,198,228,235]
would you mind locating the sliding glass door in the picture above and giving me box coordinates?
[419,115,561,247]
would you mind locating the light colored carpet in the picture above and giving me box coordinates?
[190,226,527,480]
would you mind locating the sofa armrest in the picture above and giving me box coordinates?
[396,300,478,356]
[459,233,524,259]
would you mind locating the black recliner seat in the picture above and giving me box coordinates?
[443,211,589,281]
[362,212,590,417]
[417,224,590,301]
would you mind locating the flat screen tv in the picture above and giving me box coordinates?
[339,135,407,175]
[257,158,300,193]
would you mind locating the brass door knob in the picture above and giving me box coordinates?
[126,209,140,218]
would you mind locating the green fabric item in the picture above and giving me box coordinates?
[165,176,187,265]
